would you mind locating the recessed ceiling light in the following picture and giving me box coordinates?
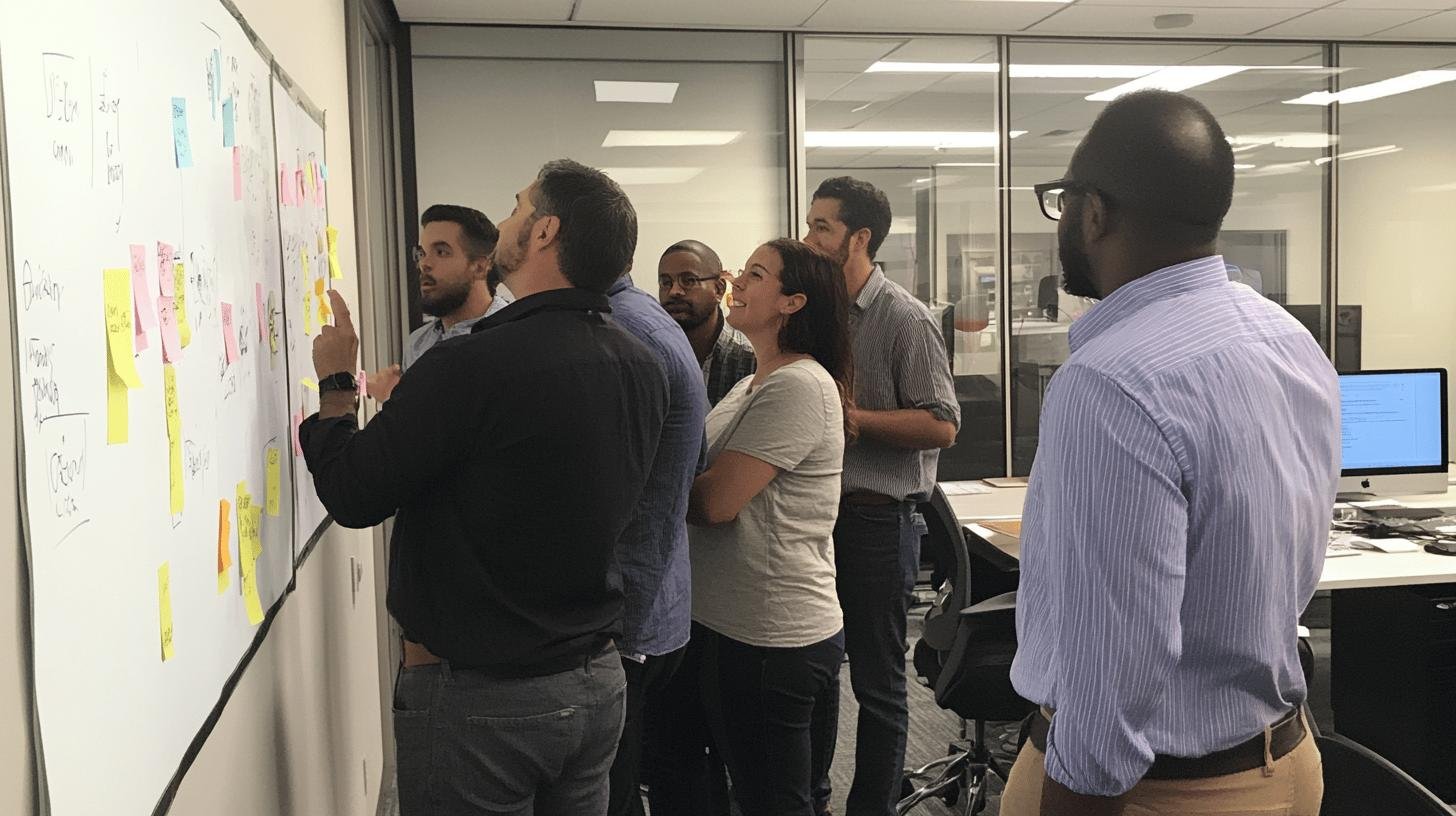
[850,102,873,113]
[1283,70,1456,106]
[804,131,1026,149]
[1311,145,1401,166]
[602,130,742,147]
[1086,65,1247,102]
[1228,132,1336,150]
[936,162,998,167]
[599,167,704,185]
[594,81,679,104]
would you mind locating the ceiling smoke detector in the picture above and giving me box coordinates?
[1154,13,1194,30]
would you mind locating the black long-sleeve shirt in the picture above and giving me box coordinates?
[300,288,668,676]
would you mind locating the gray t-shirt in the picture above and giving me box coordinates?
[689,359,844,648]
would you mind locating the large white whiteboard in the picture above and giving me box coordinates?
[272,74,332,564]
[0,1,327,813]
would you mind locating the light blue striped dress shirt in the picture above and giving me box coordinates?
[1010,256,1341,796]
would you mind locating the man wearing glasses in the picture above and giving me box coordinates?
[658,240,756,406]
[1005,90,1337,816]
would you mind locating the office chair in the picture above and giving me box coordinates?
[1316,732,1453,816]
[902,487,1034,815]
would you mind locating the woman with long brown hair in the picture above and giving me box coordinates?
[686,238,855,815]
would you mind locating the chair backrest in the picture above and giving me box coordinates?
[917,485,971,653]
[1317,734,1453,816]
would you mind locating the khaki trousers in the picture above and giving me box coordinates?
[1000,712,1324,816]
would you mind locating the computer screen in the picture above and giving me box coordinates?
[1339,369,1448,475]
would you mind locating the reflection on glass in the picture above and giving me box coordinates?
[1336,45,1456,443]
[802,36,1003,479]
[1008,41,1332,474]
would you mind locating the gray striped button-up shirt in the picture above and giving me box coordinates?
[843,267,960,500]
[401,292,512,371]
[1010,256,1341,796]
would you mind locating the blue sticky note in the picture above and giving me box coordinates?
[320,163,328,181]
[222,96,235,147]
[172,97,193,169]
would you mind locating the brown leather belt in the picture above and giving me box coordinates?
[1027,706,1306,780]
[842,490,900,506]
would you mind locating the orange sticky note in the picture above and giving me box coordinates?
[217,499,233,593]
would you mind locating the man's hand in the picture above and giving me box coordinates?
[366,364,402,402]
[313,290,359,378]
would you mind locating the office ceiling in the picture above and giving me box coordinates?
[392,0,1456,41]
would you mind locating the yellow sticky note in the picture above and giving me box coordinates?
[164,365,184,513]
[301,247,310,279]
[158,562,175,661]
[106,365,128,444]
[327,226,342,279]
[315,278,331,323]
[217,499,232,594]
[241,558,264,625]
[103,268,143,388]
[307,160,316,193]
[174,262,192,348]
[265,448,281,517]
[303,283,314,335]
[300,377,318,392]
[168,436,184,514]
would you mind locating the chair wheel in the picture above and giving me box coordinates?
[941,778,961,806]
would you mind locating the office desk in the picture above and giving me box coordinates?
[947,480,1456,591]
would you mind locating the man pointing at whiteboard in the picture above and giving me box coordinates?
[299,159,669,816]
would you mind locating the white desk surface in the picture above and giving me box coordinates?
[947,473,1456,592]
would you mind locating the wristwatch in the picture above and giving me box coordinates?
[318,371,357,395]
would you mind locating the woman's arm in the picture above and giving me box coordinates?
[687,450,780,526]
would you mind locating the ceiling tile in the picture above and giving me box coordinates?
[1028,6,1313,37]
[1334,0,1456,9]
[1075,0,1328,6]
[1257,8,1434,37]
[573,0,826,27]
[394,0,575,23]
[803,0,1069,33]
[1370,9,1456,37]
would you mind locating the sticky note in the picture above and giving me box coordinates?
[358,367,367,401]
[278,168,290,207]
[157,296,183,363]
[317,229,326,255]
[174,263,191,347]
[222,96,235,147]
[217,498,233,594]
[300,377,318,392]
[158,562,175,661]
[307,160,316,192]
[103,268,143,388]
[171,97,192,169]
[327,226,342,279]
[164,365,183,513]
[265,447,281,517]
[295,169,305,205]
[232,147,243,201]
[221,302,240,364]
[303,280,314,336]
[254,283,265,340]
[320,163,328,181]
[107,365,128,444]
[242,558,264,626]
[316,278,331,323]
[291,410,303,456]
[130,244,157,336]
[301,246,311,279]
[156,243,174,297]
[133,316,149,353]
[315,166,325,206]
[267,291,279,354]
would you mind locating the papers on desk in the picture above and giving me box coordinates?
[982,477,1029,489]
[1328,533,1422,555]
[940,480,993,496]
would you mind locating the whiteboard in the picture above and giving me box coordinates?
[272,74,332,564]
[0,1,305,814]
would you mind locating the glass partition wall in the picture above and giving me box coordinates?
[411,30,1456,477]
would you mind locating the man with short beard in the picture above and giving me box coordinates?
[658,239,756,407]
[366,205,513,400]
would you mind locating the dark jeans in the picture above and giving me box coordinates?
[608,645,687,816]
[646,622,734,816]
[393,646,627,816]
[702,626,846,816]
[813,500,923,816]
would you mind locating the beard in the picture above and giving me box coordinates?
[831,233,853,268]
[420,277,473,318]
[1058,214,1099,299]
[666,299,716,331]
[490,222,532,280]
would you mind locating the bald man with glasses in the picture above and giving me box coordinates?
[657,239,755,406]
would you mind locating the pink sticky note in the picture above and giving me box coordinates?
[315,163,325,206]
[357,367,367,400]
[279,164,291,206]
[134,319,150,352]
[221,302,241,364]
[295,169,305,206]
[130,244,157,332]
[156,243,174,298]
[291,410,303,456]
[254,283,265,340]
[232,147,243,201]
[158,296,183,363]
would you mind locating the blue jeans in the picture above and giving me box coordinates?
[392,646,627,816]
[702,626,846,816]
[813,500,924,816]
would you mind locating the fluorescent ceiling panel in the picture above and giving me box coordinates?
[804,131,1026,148]
[1311,145,1402,166]
[602,130,743,147]
[594,81,679,104]
[600,167,705,185]
[1229,133,1336,149]
[868,62,1158,78]
[1284,71,1456,106]
[1086,66,1248,102]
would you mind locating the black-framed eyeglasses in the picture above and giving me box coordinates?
[411,244,459,264]
[1032,179,1102,222]
[658,274,720,292]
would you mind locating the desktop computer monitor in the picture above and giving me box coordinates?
[1339,369,1449,497]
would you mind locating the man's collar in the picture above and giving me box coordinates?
[607,275,634,296]
[471,287,612,333]
[1068,255,1228,352]
[852,265,887,312]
